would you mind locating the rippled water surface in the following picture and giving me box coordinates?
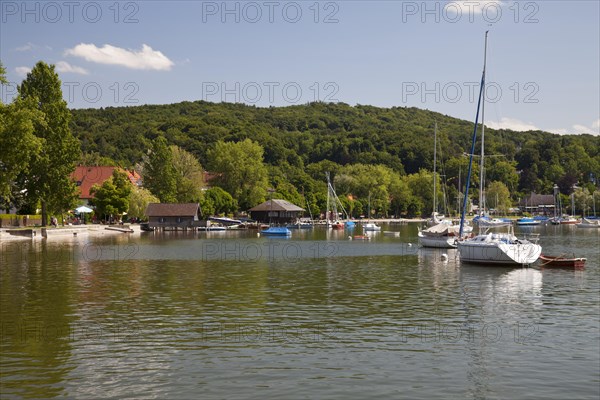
[1,224,599,399]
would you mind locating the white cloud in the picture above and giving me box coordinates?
[16,42,35,52]
[444,1,504,15]
[15,66,32,77]
[486,117,538,132]
[549,120,600,136]
[55,61,89,75]
[65,43,174,71]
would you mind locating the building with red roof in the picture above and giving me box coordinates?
[72,166,141,204]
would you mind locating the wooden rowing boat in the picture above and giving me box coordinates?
[539,254,586,268]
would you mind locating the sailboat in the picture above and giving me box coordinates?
[472,93,511,228]
[325,172,352,230]
[559,192,579,224]
[419,123,472,248]
[457,32,542,265]
[362,192,381,231]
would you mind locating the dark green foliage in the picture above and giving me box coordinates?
[201,187,237,216]
[18,62,80,225]
[69,101,599,211]
[143,136,177,202]
[90,169,132,220]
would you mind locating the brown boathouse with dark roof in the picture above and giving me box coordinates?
[248,199,305,224]
[145,203,201,230]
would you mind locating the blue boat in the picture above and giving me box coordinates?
[516,217,541,226]
[260,227,292,236]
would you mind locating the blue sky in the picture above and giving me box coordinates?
[2,0,599,135]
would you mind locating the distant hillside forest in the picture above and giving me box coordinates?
[70,101,600,217]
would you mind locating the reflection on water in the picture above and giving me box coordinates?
[1,224,598,399]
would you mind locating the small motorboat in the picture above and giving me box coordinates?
[539,254,586,268]
[516,217,541,226]
[362,223,381,232]
[260,227,292,236]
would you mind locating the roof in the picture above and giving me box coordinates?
[145,203,200,217]
[72,166,116,199]
[520,193,555,207]
[248,199,305,212]
[71,166,142,199]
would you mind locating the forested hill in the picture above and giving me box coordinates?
[70,101,599,196]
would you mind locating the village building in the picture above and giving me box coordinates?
[145,203,201,230]
[72,166,141,204]
[248,199,305,224]
[519,193,556,215]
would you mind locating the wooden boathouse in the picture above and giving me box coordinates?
[248,199,304,224]
[145,203,201,230]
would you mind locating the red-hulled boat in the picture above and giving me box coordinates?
[539,254,586,268]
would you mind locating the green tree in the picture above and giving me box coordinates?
[202,186,237,216]
[207,139,268,210]
[171,145,204,202]
[128,186,159,220]
[486,181,511,215]
[143,136,177,202]
[90,169,132,221]
[405,170,436,217]
[17,61,80,225]
[0,97,43,207]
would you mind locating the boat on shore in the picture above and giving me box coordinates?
[539,254,586,268]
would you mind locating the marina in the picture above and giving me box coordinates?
[1,222,598,399]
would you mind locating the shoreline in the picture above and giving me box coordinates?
[0,224,142,242]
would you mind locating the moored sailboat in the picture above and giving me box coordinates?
[456,31,541,266]
[419,123,470,248]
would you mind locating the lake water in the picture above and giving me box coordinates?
[1,224,599,399]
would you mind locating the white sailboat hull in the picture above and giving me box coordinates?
[457,239,541,265]
[418,232,457,248]
[362,223,381,231]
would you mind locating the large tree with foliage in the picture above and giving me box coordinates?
[17,62,80,225]
[485,181,511,215]
[143,136,177,202]
[0,61,43,207]
[128,186,159,220]
[171,145,204,202]
[207,139,269,210]
[89,169,132,221]
[200,186,237,216]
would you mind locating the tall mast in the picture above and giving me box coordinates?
[479,31,488,217]
[459,31,488,238]
[326,172,331,227]
[433,121,437,216]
